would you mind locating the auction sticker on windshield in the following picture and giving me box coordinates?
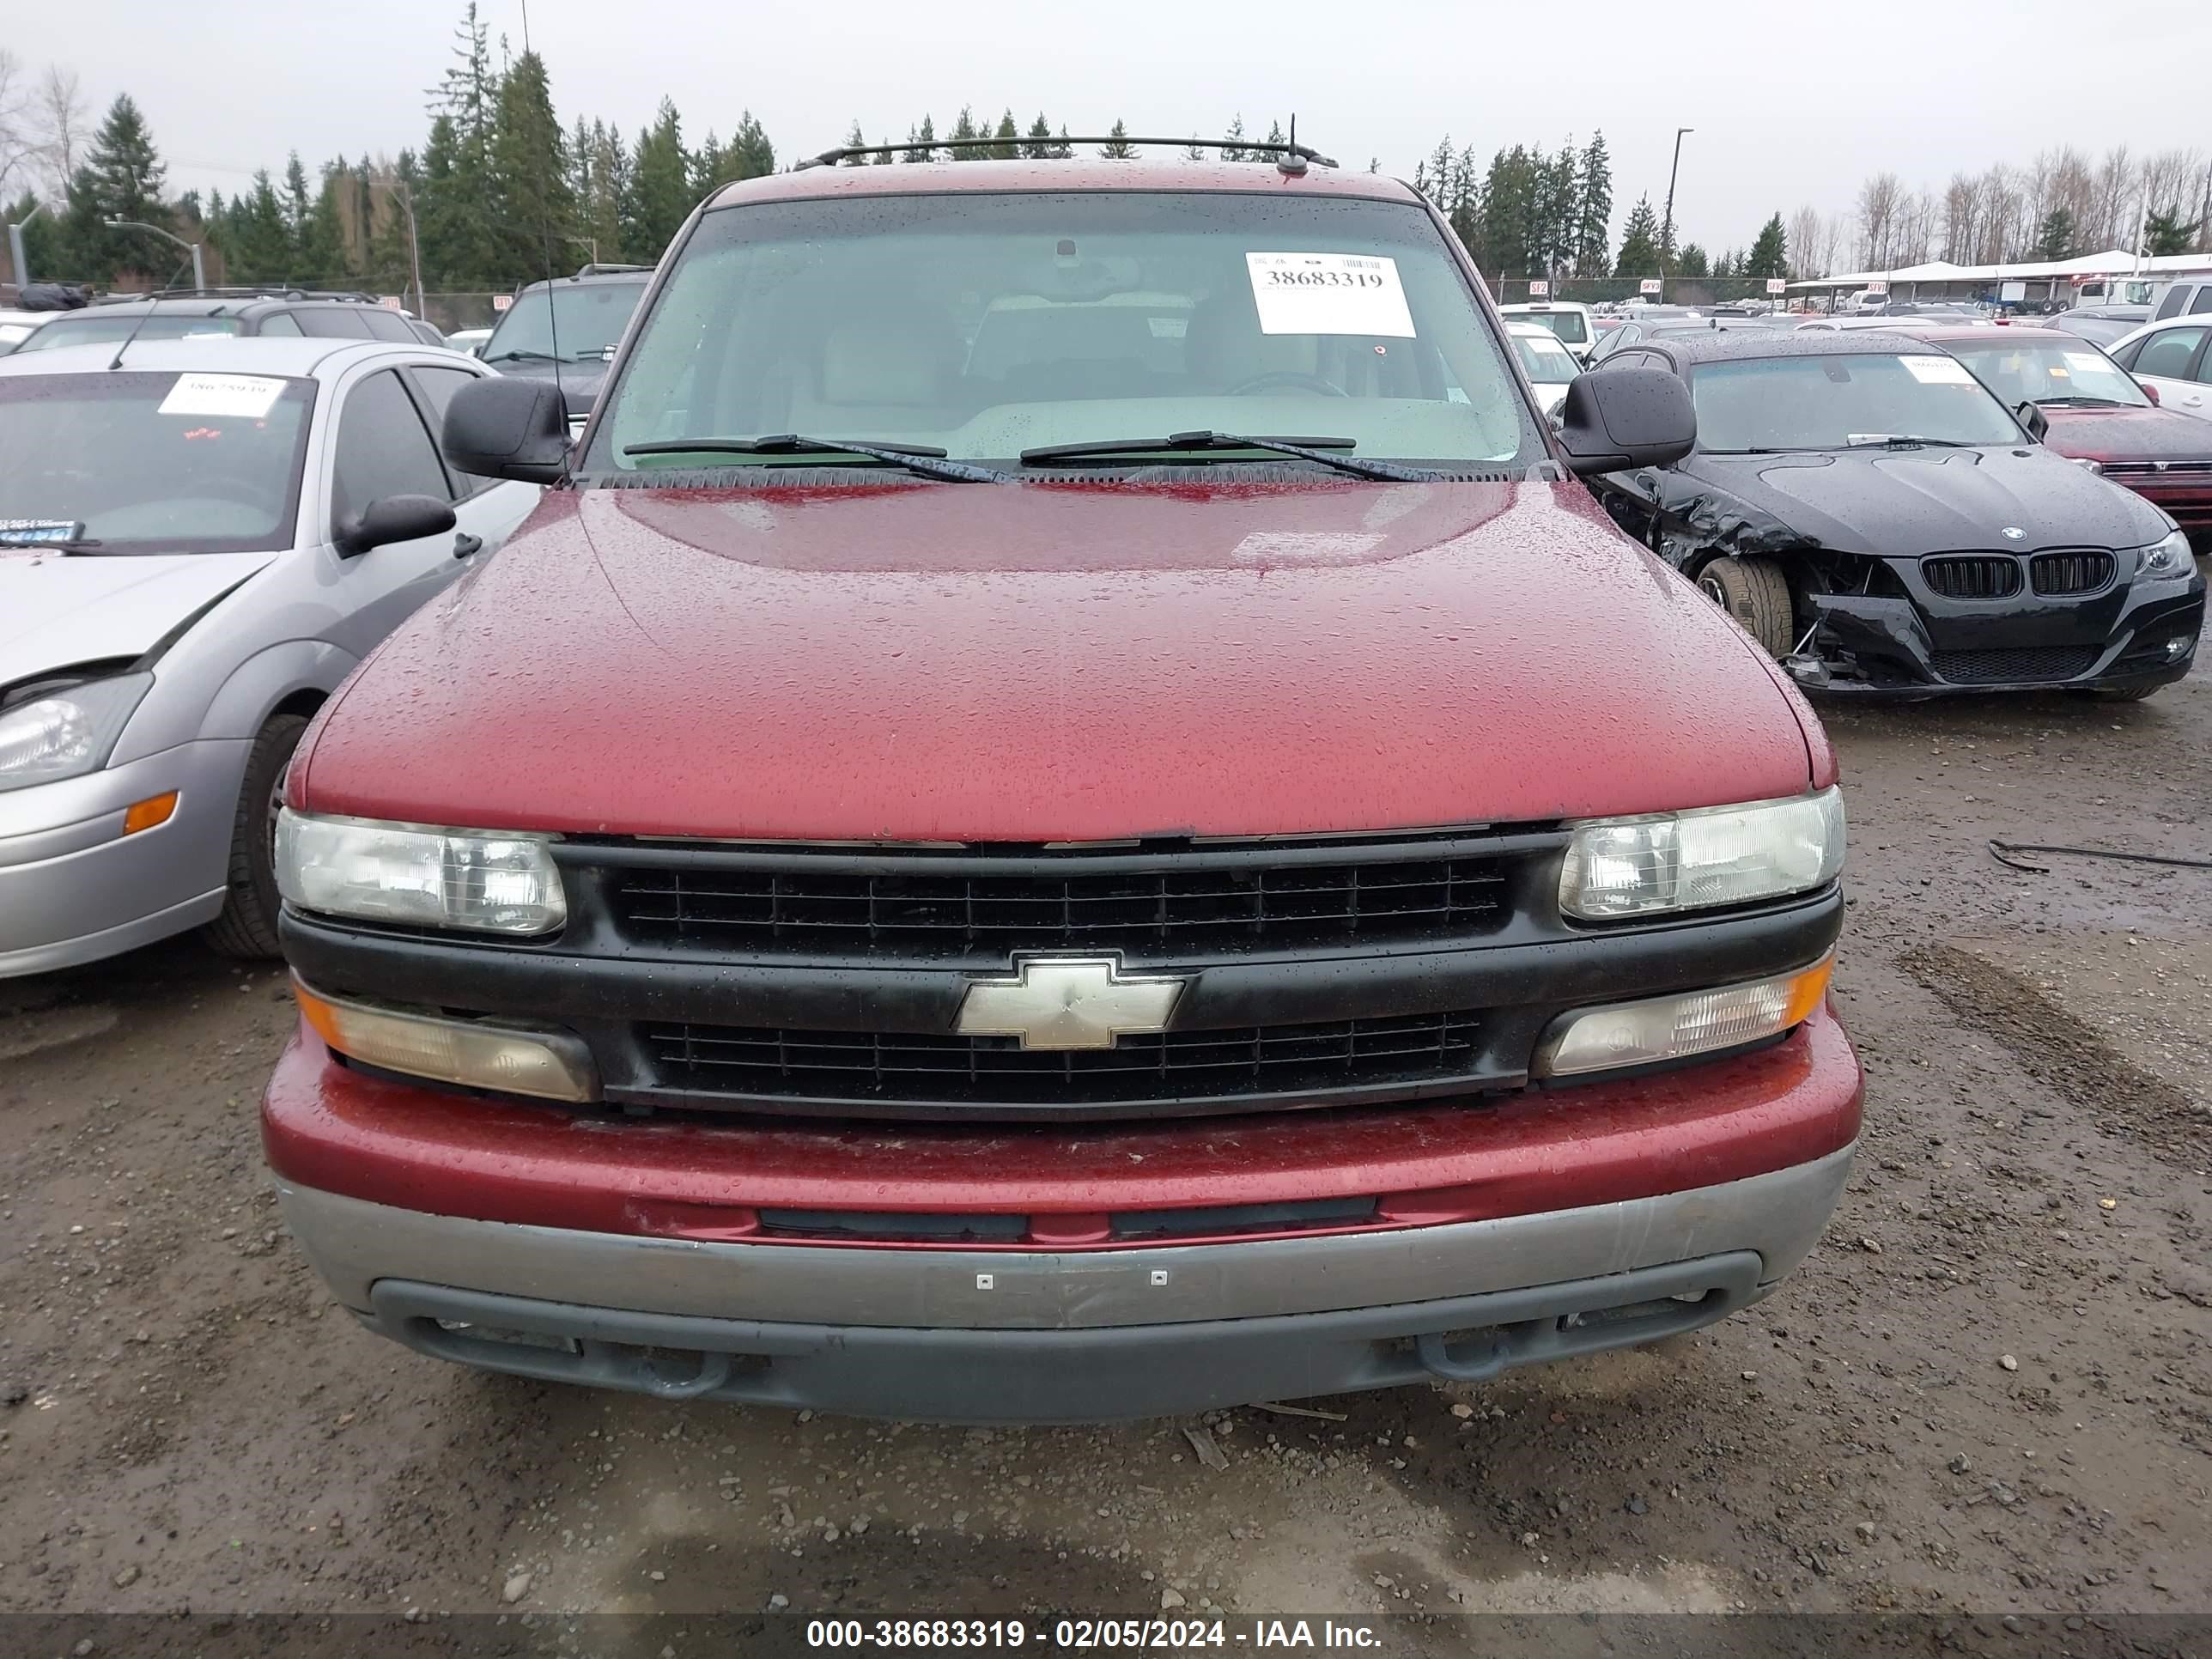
[157,374,288,419]
[0,519,83,546]
[1245,252,1417,337]
[1899,355,1976,386]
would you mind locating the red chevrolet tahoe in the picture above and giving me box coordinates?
[262,148,1859,1422]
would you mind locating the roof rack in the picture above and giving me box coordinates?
[573,262,650,278]
[794,134,1338,174]
[89,286,382,306]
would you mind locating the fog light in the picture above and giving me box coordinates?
[2166,635,2192,661]
[1534,957,1832,1079]
[293,978,597,1102]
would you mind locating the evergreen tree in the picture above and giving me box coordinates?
[1220,116,1247,163]
[58,93,173,283]
[948,106,980,158]
[2143,206,2197,257]
[225,170,293,282]
[690,131,726,198]
[988,110,1019,160]
[841,119,868,166]
[487,50,574,276]
[1022,113,1054,161]
[904,115,937,163]
[1049,124,1073,160]
[1186,135,1206,161]
[626,98,690,261]
[1263,120,1285,155]
[295,161,349,286]
[1675,243,1709,278]
[729,111,774,178]
[2032,206,2075,259]
[1101,120,1134,160]
[1480,147,1533,277]
[1572,132,1612,277]
[1613,194,1661,276]
[1745,213,1788,279]
[577,121,628,264]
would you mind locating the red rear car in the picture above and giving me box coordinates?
[262,152,1859,1422]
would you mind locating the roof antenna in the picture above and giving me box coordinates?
[1278,115,1308,177]
[106,246,201,371]
[517,0,573,480]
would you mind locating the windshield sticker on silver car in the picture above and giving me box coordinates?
[1898,355,1975,386]
[0,519,84,545]
[1245,252,1417,338]
[157,373,287,419]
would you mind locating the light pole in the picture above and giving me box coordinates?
[1660,127,1693,285]
[6,201,43,290]
[370,180,427,321]
[103,218,205,290]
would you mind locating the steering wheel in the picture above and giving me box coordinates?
[1225,370,1349,398]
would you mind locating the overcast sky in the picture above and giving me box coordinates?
[15,0,2211,252]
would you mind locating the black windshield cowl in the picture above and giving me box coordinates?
[1020,431,1446,482]
[622,435,1010,483]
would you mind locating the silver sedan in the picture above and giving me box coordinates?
[0,337,539,975]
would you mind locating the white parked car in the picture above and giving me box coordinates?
[0,308,59,356]
[1505,320,1580,416]
[446,326,493,357]
[2106,316,2212,422]
[0,337,541,975]
[1500,301,1598,362]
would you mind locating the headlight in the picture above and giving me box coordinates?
[1534,956,1832,1079]
[1559,787,1845,921]
[2137,527,2192,580]
[276,810,566,935]
[0,673,154,793]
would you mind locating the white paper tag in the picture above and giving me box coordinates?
[2061,352,2107,374]
[1245,252,1417,337]
[158,373,287,418]
[1147,315,1188,339]
[1899,355,1974,386]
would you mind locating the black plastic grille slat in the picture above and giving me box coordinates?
[2100,460,2212,477]
[642,1011,1485,1105]
[613,858,1513,957]
[2028,550,2115,596]
[1921,555,2021,599]
[1928,645,2100,684]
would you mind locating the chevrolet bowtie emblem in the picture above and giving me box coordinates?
[954,955,1188,1051]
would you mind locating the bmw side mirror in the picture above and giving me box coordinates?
[442,374,571,484]
[2016,400,2050,441]
[1554,368,1696,476]
[336,494,457,557]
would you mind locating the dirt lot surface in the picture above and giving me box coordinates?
[3,672,2209,1656]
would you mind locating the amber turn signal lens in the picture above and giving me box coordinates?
[1533,954,1834,1079]
[122,791,179,835]
[291,977,598,1103]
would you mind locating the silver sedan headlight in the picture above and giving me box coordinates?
[0,673,155,793]
[1559,787,1846,921]
[2136,527,2193,580]
[276,810,566,935]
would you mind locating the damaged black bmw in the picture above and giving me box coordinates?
[1583,331,2204,699]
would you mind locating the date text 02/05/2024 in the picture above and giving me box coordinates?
[804,1618,1386,1650]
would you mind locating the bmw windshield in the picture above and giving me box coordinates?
[1691,352,2024,453]
[0,371,313,552]
[591,189,1545,473]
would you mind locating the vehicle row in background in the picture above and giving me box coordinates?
[14,289,449,353]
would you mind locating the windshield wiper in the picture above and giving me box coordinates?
[2037,396,2135,408]
[1018,431,1445,482]
[0,536,103,553]
[483,348,590,365]
[1844,434,1976,449]
[622,434,1009,483]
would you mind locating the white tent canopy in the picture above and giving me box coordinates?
[1785,247,2212,292]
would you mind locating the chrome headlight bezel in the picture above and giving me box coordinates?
[275,809,567,936]
[2136,526,2193,581]
[1558,787,1846,923]
[0,672,155,793]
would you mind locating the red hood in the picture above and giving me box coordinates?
[295,480,1818,841]
[2040,404,2212,464]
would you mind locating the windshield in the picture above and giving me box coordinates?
[593,191,1541,472]
[1515,309,1589,345]
[1942,339,2149,410]
[16,313,245,352]
[483,282,647,363]
[0,370,313,551]
[1690,352,2022,452]
[1511,331,1578,383]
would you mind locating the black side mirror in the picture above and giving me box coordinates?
[1554,367,1697,476]
[2016,400,2050,441]
[442,374,570,484]
[336,493,456,557]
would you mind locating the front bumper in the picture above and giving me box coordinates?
[266,1007,1862,1419]
[1795,573,2203,697]
[0,740,246,977]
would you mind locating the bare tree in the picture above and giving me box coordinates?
[1979,165,2021,263]
[1788,204,1824,277]
[1856,171,1902,269]
[32,64,86,199]
[2089,144,2132,250]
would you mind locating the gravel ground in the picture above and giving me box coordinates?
[2,669,2208,1655]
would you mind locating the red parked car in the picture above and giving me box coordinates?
[262,142,1860,1422]
[1917,326,2212,555]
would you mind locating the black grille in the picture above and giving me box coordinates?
[2029,550,2115,596]
[1929,645,2100,684]
[1921,556,2021,599]
[609,855,1514,958]
[642,1011,1486,1106]
[2100,460,2212,478]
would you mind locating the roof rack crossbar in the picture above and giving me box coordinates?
[89,286,381,306]
[793,135,1337,173]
